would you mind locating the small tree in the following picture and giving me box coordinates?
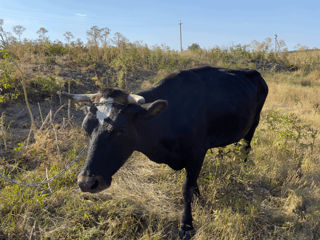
[87,26,110,47]
[87,26,102,47]
[112,32,128,48]
[251,38,272,52]
[36,27,48,57]
[37,27,48,42]
[188,43,201,51]
[100,27,110,47]
[13,25,26,42]
[63,31,74,45]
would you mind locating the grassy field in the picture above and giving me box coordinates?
[1,30,320,239]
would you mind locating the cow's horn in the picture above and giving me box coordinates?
[127,94,145,104]
[61,92,99,102]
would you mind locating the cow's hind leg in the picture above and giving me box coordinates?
[243,111,261,161]
[243,124,256,152]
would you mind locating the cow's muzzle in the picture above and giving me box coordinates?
[77,174,111,193]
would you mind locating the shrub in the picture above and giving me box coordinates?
[0,50,20,103]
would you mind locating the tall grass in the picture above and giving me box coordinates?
[1,106,320,239]
[1,27,320,239]
[2,32,318,102]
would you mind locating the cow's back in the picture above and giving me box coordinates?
[139,66,268,148]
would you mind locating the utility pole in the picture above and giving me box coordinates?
[179,20,183,52]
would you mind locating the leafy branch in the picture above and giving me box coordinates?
[0,24,35,145]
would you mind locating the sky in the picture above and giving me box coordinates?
[0,0,319,51]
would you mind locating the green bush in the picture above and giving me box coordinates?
[0,50,20,103]
[45,41,67,56]
[31,75,64,98]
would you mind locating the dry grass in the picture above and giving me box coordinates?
[1,68,320,239]
[287,50,320,71]
[2,27,320,239]
[264,70,320,128]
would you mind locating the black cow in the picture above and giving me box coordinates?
[63,66,268,239]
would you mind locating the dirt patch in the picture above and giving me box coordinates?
[0,98,84,159]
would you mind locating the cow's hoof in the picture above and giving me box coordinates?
[179,230,191,240]
[179,225,194,240]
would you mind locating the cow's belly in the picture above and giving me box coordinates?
[206,113,254,148]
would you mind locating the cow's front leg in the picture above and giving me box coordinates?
[179,167,200,240]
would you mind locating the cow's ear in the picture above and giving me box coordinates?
[143,100,168,119]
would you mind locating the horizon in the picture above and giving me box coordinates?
[1,0,319,51]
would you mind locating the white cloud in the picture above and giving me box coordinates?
[75,13,87,17]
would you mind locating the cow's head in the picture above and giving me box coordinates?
[63,88,167,193]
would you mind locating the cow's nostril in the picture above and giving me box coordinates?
[90,179,99,190]
[77,174,110,193]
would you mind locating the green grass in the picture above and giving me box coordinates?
[1,28,320,239]
[1,108,320,239]
[2,34,317,103]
